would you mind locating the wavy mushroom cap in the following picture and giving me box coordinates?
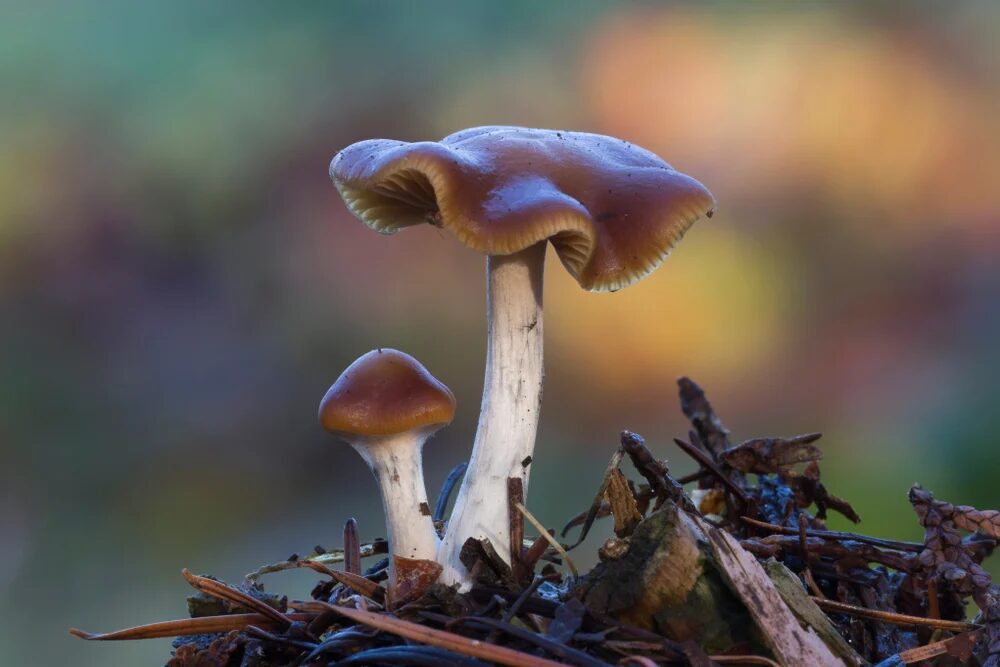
[330,126,715,292]
[319,348,456,438]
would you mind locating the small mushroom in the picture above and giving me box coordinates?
[331,127,714,587]
[319,348,455,594]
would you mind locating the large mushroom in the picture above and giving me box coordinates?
[319,348,455,597]
[330,126,714,587]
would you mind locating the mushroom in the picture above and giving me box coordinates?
[319,348,455,594]
[330,127,714,587]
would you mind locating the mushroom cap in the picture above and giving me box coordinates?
[330,126,715,292]
[319,348,456,438]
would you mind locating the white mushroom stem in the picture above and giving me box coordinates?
[347,429,440,589]
[438,242,545,588]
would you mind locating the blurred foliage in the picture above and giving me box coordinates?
[0,2,997,664]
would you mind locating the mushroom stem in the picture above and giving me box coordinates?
[348,430,440,588]
[438,242,545,588]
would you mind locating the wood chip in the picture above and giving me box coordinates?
[605,468,642,537]
[700,519,846,667]
[343,518,361,575]
[509,477,527,582]
[896,628,982,663]
[390,556,442,608]
[763,559,864,665]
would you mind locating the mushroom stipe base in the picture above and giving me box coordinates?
[71,377,1000,667]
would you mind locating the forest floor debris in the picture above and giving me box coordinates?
[72,378,1000,666]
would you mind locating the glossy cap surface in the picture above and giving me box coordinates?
[331,126,715,291]
[319,349,456,437]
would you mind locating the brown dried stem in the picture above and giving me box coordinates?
[508,477,526,582]
[299,560,385,603]
[245,540,388,581]
[182,569,292,628]
[620,430,686,510]
[750,534,915,572]
[317,601,568,667]
[70,613,317,641]
[740,516,922,552]
[672,437,748,504]
[343,518,361,575]
[811,597,979,632]
[516,501,579,577]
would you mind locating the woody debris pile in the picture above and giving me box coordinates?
[72,378,1000,666]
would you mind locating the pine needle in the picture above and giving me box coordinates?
[515,501,579,578]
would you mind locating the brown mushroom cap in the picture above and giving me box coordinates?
[331,126,715,292]
[319,348,456,437]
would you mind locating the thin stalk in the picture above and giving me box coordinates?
[350,431,440,591]
[438,243,546,588]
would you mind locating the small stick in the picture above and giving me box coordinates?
[752,534,914,572]
[502,576,548,626]
[318,602,567,667]
[560,502,612,537]
[672,438,748,504]
[798,513,825,598]
[289,599,340,614]
[516,502,579,577]
[677,469,710,485]
[620,431,674,506]
[810,597,979,632]
[244,625,318,651]
[299,560,385,603]
[740,516,923,552]
[486,575,546,643]
[798,513,809,561]
[521,534,551,572]
[433,614,611,667]
[803,567,825,600]
[245,540,388,581]
[561,486,656,537]
[343,518,361,575]
[926,578,940,620]
[508,477,526,582]
[467,586,559,618]
[69,613,317,641]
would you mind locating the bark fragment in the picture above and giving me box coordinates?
[571,502,753,653]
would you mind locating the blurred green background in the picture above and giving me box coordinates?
[2,1,998,663]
